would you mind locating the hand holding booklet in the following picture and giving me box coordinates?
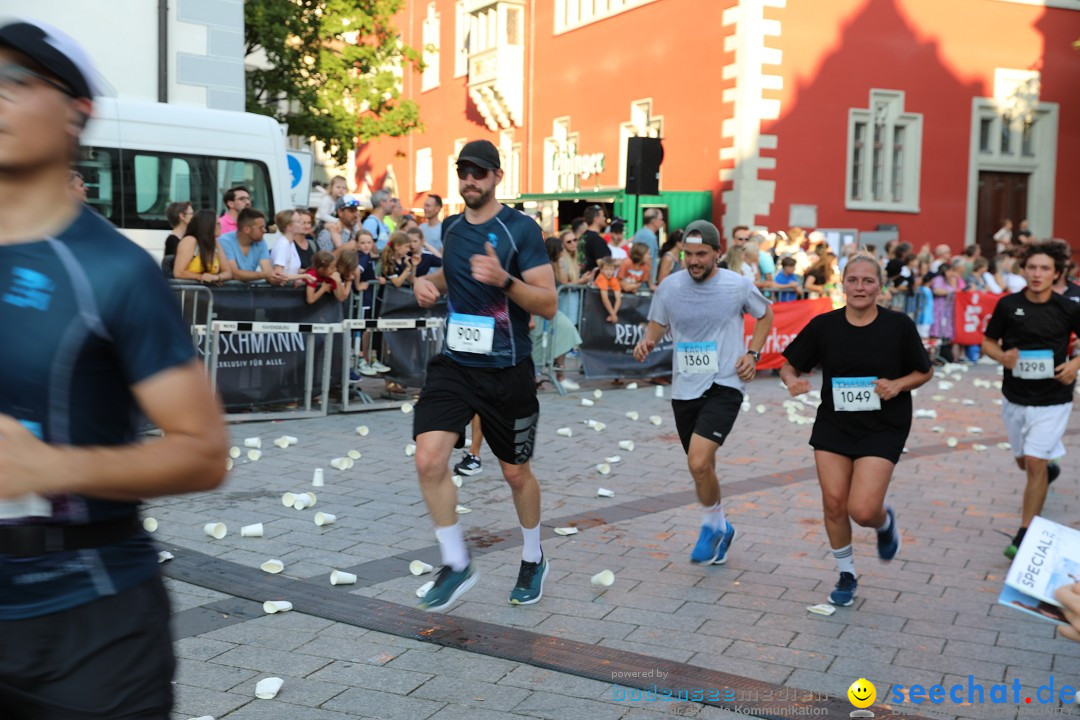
[999,516,1078,624]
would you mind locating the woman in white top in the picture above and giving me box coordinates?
[271,209,314,281]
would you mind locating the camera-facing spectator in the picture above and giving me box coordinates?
[593,256,622,323]
[164,201,193,258]
[271,209,315,279]
[618,242,655,293]
[316,176,348,227]
[771,256,803,302]
[317,195,362,254]
[218,186,251,236]
[219,208,286,285]
[380,231,414,288]
[173,209,233,284]
[405,227,443,279]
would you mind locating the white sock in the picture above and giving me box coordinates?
[435,523,469,571]
[877,508,892,534]
[832,544,855,576]
[521,524,542,563]
[702,503,727,532]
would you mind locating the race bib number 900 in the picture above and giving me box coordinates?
[1014,350,1054,380]
[832,376,881,412]
[676,342,718,375]
[447,313,495,354]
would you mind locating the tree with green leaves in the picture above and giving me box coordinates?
[245,0,424,166]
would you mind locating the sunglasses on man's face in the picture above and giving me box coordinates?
[456,165,490,180]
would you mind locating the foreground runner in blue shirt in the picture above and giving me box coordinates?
[412,140,556,611]
[0,21,227,719]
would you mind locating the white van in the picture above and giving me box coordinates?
[77,97,293,259]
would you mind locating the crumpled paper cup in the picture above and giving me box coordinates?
[261,559,284,574]
[263,600,292,614]
[355,425,369,436]
[255,677,283,699]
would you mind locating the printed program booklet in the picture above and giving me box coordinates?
[999,516,1078,624]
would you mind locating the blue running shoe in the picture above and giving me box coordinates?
[509,555,548,605]
[876,506,901,561]
[829,572,857,606]
[690,526,723,564]
[713,523,737,565]
[418,564,477,611]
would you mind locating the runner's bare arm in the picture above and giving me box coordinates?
[874,368,934,401]
[0,362,228,502]
[980,337,1018,369]
[633,321,667,361]
[779,361,811,397]
[736,305,773,381]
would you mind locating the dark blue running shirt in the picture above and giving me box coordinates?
[440,206,548,369]
[0,207,195,619]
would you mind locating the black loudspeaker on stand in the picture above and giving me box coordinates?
[625,137,664,196]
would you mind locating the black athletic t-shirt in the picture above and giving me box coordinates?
[580,230,611,274]
[782,307,931,437]
[983,292,1080,406]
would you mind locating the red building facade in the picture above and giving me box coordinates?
[358,0,1079,253]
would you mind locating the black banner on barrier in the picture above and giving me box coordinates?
[578,289,673,379]
[184,284,343,410]
[379,286,447,388]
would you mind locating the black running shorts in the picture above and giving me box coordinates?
[414,355,539,464]
[0,575,175,720]
[671,383,743,453]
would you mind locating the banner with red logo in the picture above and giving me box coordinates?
[744,298,834,370]
[952,290,1005,346]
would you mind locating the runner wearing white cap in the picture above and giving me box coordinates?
[633,220,773,565]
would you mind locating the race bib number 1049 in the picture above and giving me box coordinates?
[832,376,881,412]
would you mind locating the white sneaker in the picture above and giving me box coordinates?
[371,360,391,373]
[560,378,581,390]
[358,361,378,377]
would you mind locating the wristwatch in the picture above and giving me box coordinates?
[746,350,761,361]
[501,274,514,291]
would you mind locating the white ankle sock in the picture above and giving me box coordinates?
[702,503,727,532]
[877,508,892,534]
[435,523,469,571]
[521,524,542,563]
[832,544,855,576]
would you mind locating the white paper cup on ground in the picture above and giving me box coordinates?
[261,559,284,574]
[304,492,317,506]
[626,382,638,390]
[410,560,434,576]
[228,446,241,459]
[596,463,611,475]
[255,677,284,700]
[188,716,215,720]
[282,492,299,508]
[605,455,622,463]
[143,517,158,532]
[597,488,615,498]
[282,435,298,446]
[755,404,766,414]
[591,422,606,433]
[401,402,414,414]
[625,411,639,421]
[946,437,958,448]
[593,389,603,399]
[554,526,579,536]
[226,458,233,471]
[314,512,336,527]
[203,523,226,539]
[244,437,262,449]
[312,468,324,487]
[618,440,635,451]
[330,457,349,470]
[263,600,292,614]
[291,494,312,510]
[556,427,573,437]
[405,443,416,456]
[158,551,174,563]
[455,504,471,514]
[416,580,435,598]
[330,570,357,585]
[591,570,615,586]
[581,397,595,407]
[347,450,362,460]
[649,415,663,426]
[654,386,664,398]
[246,449,262,462]
[355,425,370,436]
[273,437,290,449]
[241,523,264,538]
[451,474,463,487]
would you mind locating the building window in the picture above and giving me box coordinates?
[498,130,522,198]
[1022,120,1035,157]
[846,89,922,213]
[454,1,469,78]
[1000,114,1012,155]
[447,138,467,206]
[979,118,994,154]
[555,0,657,34]
[416,148,432,193]
[422,3,440,92]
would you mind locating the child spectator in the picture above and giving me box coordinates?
[303,250,339,304]
[618,242,655,293]
[353,230,389,377]
[380,231,414,288]
[406,227,443,278]
[316,175,348,226]
[593,257,622,323]
[772,256,802,302]
[334,249,359,302]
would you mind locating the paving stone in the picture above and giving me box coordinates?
[174,659,258,692]
[410,674,532,711]
[385,648,517,683]
[173,636,237,662]
[306,659,432,694]
[320,687,444,719]
[210,644,333,678]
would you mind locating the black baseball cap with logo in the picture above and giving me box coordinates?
[684,220,722,250]
[0,19,99,99]
[456,140,501,171]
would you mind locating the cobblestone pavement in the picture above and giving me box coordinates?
[150,362,1080,720]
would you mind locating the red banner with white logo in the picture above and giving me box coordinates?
[952,290,1005,346]
[744,298,834,370]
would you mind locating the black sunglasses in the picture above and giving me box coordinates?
[456,165,490,180]
[0,62,76,99]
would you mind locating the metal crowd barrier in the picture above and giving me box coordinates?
[536,284,590,396]
[339,314,446,411]
[206,319,343,422]
[170,283,214,369]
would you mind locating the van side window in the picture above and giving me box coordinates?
[76,146,119,222]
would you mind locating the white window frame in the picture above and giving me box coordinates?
[454,1,469,78]
[555,0,658,34]
[422,4,441,92]
[447,138,467,206]
[845,89,922,213]
[415,148,433,193]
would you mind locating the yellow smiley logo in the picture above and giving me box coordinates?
[848,678,876,709]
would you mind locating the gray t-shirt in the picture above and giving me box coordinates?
[648,268,770,400]
[420,221,443,253]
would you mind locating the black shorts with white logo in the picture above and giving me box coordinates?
[671,383,743,453]
[414,354,539,464]
[0,575,174,720]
